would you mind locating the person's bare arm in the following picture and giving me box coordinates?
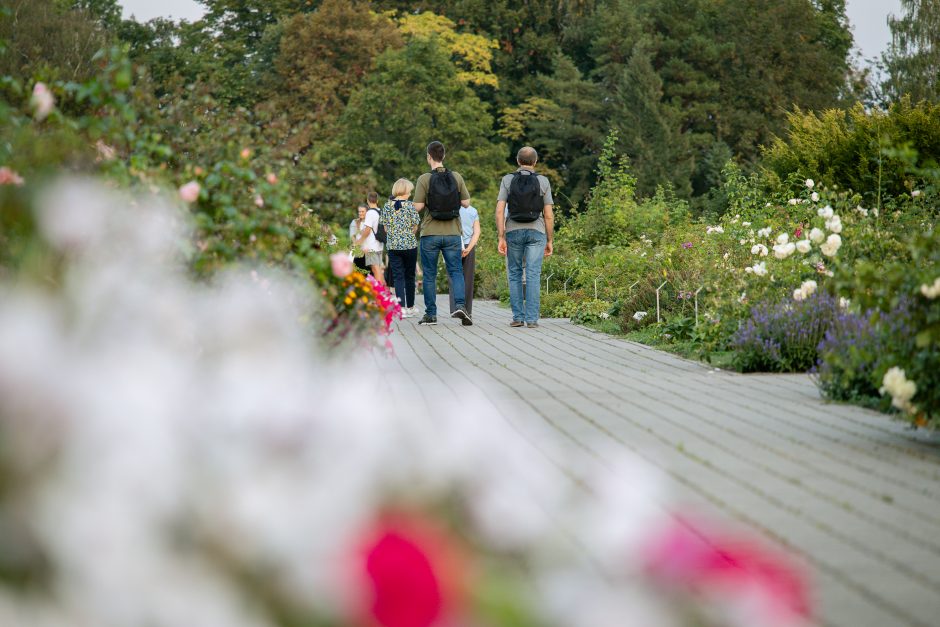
[463,219,481,258]
[543,204,554,256]
[414,202,425,211]
[354,226,373,248]
[460,198,471,208]
[495,200,507,256]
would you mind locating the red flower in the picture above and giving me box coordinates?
[644,515,811,626]
[794,227,803,239]
[354,514,468,627]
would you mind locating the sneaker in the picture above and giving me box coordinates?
[400,308,414,319]
[418,314,437,325]
[509,320,524,328]
[526,322,539,328]
[452,307,472,326]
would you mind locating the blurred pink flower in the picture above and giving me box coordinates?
[353,513,468,627]
[0,166,25,186]
[254,194,264,208]
[266,172,278,185]
[330,252,353,278]
[178,181,200,203]
[240,148,251,160]
[31,82,55,120]
[644,516,811,627]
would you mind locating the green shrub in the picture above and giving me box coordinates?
[762,99,940,206]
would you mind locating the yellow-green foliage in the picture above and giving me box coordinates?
[762,99,940,203]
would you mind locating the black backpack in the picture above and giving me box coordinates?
[368,208,387,244]
[426,169,461,220]
[507,171,543,223]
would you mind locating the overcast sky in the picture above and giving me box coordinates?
[118,0,903,62]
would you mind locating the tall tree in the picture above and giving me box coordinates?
[189,0,307,105]
[520,54,607,209]
[612,38,693,198]
[275,0,401,128]
[336,37,506,196]
[882,0,940,103]
[0,0,109,81]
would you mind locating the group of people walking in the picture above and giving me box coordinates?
[350,141,554,328]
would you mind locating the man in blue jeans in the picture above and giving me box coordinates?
[413,141,473,326]
[496,146,555,328]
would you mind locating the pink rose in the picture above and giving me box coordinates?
[330,252,353,278]
[31,83,55,121]
[178,181,200,203]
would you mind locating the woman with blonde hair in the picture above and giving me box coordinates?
[380,178,421,317]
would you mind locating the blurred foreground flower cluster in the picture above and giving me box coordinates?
[0,184,811,627]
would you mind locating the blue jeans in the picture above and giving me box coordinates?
[506,229,546,323]
[420,235,465,316]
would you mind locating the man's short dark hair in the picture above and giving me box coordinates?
[367,191,378,204]
[517,146,538,166]
[427,141,446,163]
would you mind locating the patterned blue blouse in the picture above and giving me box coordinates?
[380,199,420,251]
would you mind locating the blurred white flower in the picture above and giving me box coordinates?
[820,233,842,257]
[855,205,868,217]
[633,311,648,321]
[772,242,796,259]
[795,240,811,254]
[825,215,842,234]
[742,221,751,227]
[31,82,55,120]
[776,233,789,245]
[809,227,825,244]
[839,297,850,309]
[706,225,724,234]
[792,288,804,301]
[751,244,768,257]
[920,277,940,299]
[911,190,922,198]
[757,227,773,238]
[788,198,799,206]
[751,262,768,277]
[817,205,834,219]
[810,192,820,202]
[805,179,814,189]
[880,367,918,414]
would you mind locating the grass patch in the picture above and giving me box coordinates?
[581,320,735,369]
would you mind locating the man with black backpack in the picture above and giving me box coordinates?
[496,146,554,328]
[413,141,473,326]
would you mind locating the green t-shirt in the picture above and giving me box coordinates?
[414,168,470,237]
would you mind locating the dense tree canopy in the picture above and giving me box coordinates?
[7,0,898,217]
[882,0,940,104]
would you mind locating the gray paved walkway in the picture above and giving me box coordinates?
[377,298,940,627]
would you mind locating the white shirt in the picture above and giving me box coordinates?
[361,208,383,253]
